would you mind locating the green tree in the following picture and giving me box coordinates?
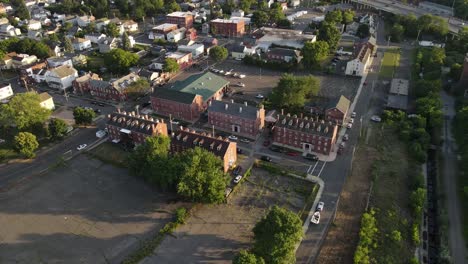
[239,0,253,12]
[269,4,285,24]
[233,250,265,264]
[104,48,139,74]
[253,206,303,264]
[176,147,228,204]
[106,22,120,37]
[252,11,268,28]
[0,92,51,131]
[165,0,181,12]
[14,132,39,158]
[270,74,320,109]
[417,14,433,32]
[390,23,404,42]
[356,24,370,38]
[48,118,68,140]
[415,94,443,128]
[450,63,463,81]
[390,230,402,242]
[125,79,151,99]
[325,10,342,24]
[163,58,180,73]
[353,210,378,264]
[209,46,228,62]
[222,0,236,14]
[14,0,30,20]
[64,37,74,53]
[73,107,96,125]
[342,10,355,25]
[277,19,292,29]
[413,79,441,98]
[121,31,131,51]
[410,188,426,217]
[302,40,329,67]
[318,22,341,50]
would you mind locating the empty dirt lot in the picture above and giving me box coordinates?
[0,155,182,264]
[143,167,315,263]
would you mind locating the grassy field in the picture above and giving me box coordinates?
[87,55,105,68]
[380,48,401,79]
[88,142,129,167]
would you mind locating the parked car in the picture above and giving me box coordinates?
[316,201,325,212]
[90,101,97,104]
[170,120,180,125]
[269,145,283,153]
[304,153,319,161]
[347,123,353,129]
[351,112,356,118]
[234,91,245,95]
[233,175,243,184]
[228,135,238,141]
[238,74,246,79]
[311,211,320,224]
[76,144,87,150]
[343,134,349,141]
[371,115,382,122]
[98,103,105,107]
[263,140,270,146]
[239,138,250,143]
[233,166,243,175]
[255,94,264,99]
[261,156,272,162]
[349,118,354,124]
[94,109,101,114]
[235,82,245,87]
[237,148,243,154]
[339,142,346,149]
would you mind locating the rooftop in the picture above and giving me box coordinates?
[153,88,198,104]
[390,78,409,95]
[170,72,229,101]
[107,111,167,136]
[387,94,408,111]
[38,92,52,102]
[171,128,234,158]
[167,11,193,18]
[327,95,350,114]
[111,73,140,93]
[275,114,337,138]
[208,100,261,120]
[50,65,76,78]
[267,47,300,57]
[153,23,178,31]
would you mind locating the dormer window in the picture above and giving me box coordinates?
[305,123,310,129]
[288,119,293,126]
[199,139,204,146]
[217,144,222,151]
[282,119,286,125]
[177,134,181,140]
[193,138,198,145]
[210,142,215,149]
[299,122,304,128]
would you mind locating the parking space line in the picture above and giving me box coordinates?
[317,161,327,178]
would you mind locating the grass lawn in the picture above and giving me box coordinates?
[0,147,19,162]
[380,48,401,79]
[367,124,415,263]
[87,55,105,68]
[88,142,129,167]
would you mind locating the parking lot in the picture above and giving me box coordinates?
[0,155,182,264]
[144,167,315,263]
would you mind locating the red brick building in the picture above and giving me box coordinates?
[272,114,338,155]
[106,110,168,147]
[210,18,245,37]
[170,128,237,172]
[208,100,265,139]
[324,95,350,125]
[151,88,204,123]
[73,72,102,95]
[166,11,193,29]
[89,73,139,101]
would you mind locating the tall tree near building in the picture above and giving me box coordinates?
[342,10,355,25]
[14,132,39,158]
[252,11,268,28]
[356,24,370,38]
[302,40,330,67]
[64,37,75,53]
[163,58,180,73]
[233,250,265,264]
[106,22,120,37]
[324,9,342,24]
[13,0,30,20]
[104,48,139,74]
[270,74,320,109]
[0,92,51,131]
[318,22,341,50]
[73,107,96,125]
[121,31,131,51]
[48,118,69,140]
[209,46,228,62]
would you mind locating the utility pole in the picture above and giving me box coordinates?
[387,35,391,46]
[169,113,173,132]
[63,88,69,103]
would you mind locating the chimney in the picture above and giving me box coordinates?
[239,107,242,113]
[209,101,212,106]
[244,101,248,106]
[117,108,121,113]
[225,104,228,110]
[281,109,284,115]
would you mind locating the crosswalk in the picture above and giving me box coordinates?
[307,160,327,178]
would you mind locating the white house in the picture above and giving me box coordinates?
[177,43,204,58]
[345,41,374,76]
[123,20,138,32]
[72,37,92,51]
[231,10,244,17]
[27,19,42,30]
[45,65,78,90]
[76,15,95,27]
[47,57,73,68]
[95,18,110,32]
[11,54,37,68]
[167,27,186,43]
[38,92,55,110]
[0,83,13,101]
[84,33,107,44]
[0,24,21,36]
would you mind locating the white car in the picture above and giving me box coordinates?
[76,144,87,151]
[371,115,382,122]
[351,112,356,118]
[170,120,180,125]
[255,94,264,99]
[349,118,354,124]
[316,201,325,212]
[240,138,250,143]
[236,82,245,87]
[346,123,353,129]
[311,211,320,224]
[238,74,246,79]
[228,135,238,141]
[233,175,243,184]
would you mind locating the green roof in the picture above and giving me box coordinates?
[154,88,197,104]
[170,72,230,101]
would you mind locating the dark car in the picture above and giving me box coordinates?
[261,156,272,162]
[269,145,283,153]
[94,109,101,114]
[98,103,105,107]
[237,147,243,154]
[234,91,245,95]
[263,140,270,146]
[304,153,319,161]
[141,102,151,108]
[90,101,97,105]
[287,152,300,156]
[233,166,243,175]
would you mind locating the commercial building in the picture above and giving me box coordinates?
[386,78,409,111]
[208,100,265,139]
[106,110,168,146]
[149,23,178,40]
[166,11,193,29]
[266,48,301,63]
[210,18,245,37]
[253,27,317,52]
[272,114,338,155]
[170,128,237,172]
[345,37,376,77]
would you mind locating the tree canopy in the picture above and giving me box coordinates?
[209,46,228,62]
[0,92,51,131]
[253,206,303,264]
[318,22,341,51]
[163,58,180,73]
[356,24,370,39]
[104,48,139,74]
[73,107,96,125]
[14,132,39,158]
[48,118,69,140]
[252,11,268,28]
[342,10,355,25]
[270,74,320,109]
[233,250,265,264]
[302,40,329,67]
[324,10,342,24]
[176,147,228,204]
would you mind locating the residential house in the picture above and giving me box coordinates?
[266,48,301,63]
[386,78,409,111]
[0,24,21,37]
[45,65,78,90]
[345,37,376,76]
[0,18,9,26]
[27,30,43,40]
[231,44,256,59]
[210,18,245,37]
[11,54,38,69]
[232,9,245,17]
[71,54,87,66]
[38,92,55,110]
[98,37,119,53]
[85,33,107,44]
[149,23,178,40]
[151,72,229,121]
[73,72,102,95]
[90,72,139,101]
[272,114,338,155]
[149,52,193,71]
[167,27,186,43]
[208,100,265,139]
[65,25,82,38]
[31,68,48,83]
[138,70,159,83]
[48,43,63,57]
[186,27,197,41]
[47,57,73,68]
[177,43,204,58]
[203,37,218,54]
[0,52,16,69]
[254,27,317,52]
[106,110,168,146]
[166,11,194,29]
[325,95,350,125]
[72,37,92,51]
[27,19,42,30]
[170,128,237,172]
[95,18,110,32]
[123,20,138,32]
[19,61,47,79]
[0,83,13,101]
[76,15,95,27]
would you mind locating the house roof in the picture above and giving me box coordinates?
[50,65,76,78]
[139,69,157,78]
[75,72,101,83]
[111,73,139,93]
[167,11,193,18]
[208,100,260,120]
[387,94,408,111]
[170,72,229,101]
[267,47,300,57]
[231,44,246,53]
[107,111,167,136]
[38,92,52,102]
[327,95,350,114]
[274,114,337,138]
[73,37,89,43]
[89,79,110,90]
[390,78,409,96]
[170,128,234,158]
[153,88,197,104]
